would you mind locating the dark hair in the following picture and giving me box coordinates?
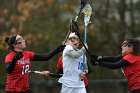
[4,35,17,50]
[126,38,140,55]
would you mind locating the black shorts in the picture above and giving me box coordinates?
[130,88,140,93]
[5,89,33,93]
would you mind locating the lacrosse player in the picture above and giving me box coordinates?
[91,38,140,93]
[4,35,65,93]
[56,56,91,92]
[58,32,88,93]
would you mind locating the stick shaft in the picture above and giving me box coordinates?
[48,73,62,75]
[28,70,63,77]
[63,0,86,44]
[28,70,42,74]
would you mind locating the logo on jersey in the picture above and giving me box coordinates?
[18,60,30,64]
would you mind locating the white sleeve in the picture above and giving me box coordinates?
[69,49,85,58]
[64,45,85,59]
[63,45,85,59]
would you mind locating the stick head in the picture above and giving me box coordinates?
[83,4,92,17]
[82,4,92,26]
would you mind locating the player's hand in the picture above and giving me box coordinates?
[41,71,50,77]
[85,43,88,49]
[91,54,103,66]
[14,52,23,60]
[79,72,86,79]
[82,43,88,49]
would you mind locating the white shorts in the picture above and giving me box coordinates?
[60,84,87,93]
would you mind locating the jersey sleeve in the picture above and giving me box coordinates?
[57,56,63,69]
[25,51,35,61]
[123,54,137,64]
[5,54,14,63]
[64,45,74,55]
[29,52,34,60]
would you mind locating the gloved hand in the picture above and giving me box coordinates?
[70,20,80,37]
[90,55,98,66]
[56,45,66,52]
[14,52,23,60]
[90,54,102,66]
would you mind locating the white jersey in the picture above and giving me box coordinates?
[58,45,86,87]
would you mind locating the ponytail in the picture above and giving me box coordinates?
[4,36,9,44]
[4,35,17,50]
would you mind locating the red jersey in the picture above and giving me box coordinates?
[57,56,89,86]
[122,54,140,91]
[5,51,34,92]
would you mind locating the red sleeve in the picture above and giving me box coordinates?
[57,56,63,69]
[123,54,137,63]
[28,51,34,60]
[5,51,35,63]
[5,53,14,63]
[23,51,34,60]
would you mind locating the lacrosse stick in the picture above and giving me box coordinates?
[69,19,92,58]
[70,4,93,59]
[63,0,86,45]
[74,0,87,22]
[82,4,92,73]
[28,70,63,77]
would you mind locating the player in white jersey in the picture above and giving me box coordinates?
[58,32,88,93]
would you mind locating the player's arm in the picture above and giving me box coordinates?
[91,55,123,66]
[68,47,86,59]
[98,55,122,62]
[5,52,23,74]
[32,45,65,61]
[98,59,130,69]
[6,62,16,74]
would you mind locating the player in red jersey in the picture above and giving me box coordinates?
[91,38,140,93]
[4,35,65,93]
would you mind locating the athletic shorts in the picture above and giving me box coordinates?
[60,84,87,93]
[130,88,140,93]
[5,89,33,93]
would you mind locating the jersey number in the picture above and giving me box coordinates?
[22,65,29,75]
[78,62,84,70]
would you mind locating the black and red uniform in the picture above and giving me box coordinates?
[122,54,140,91]
[92,54,140,93]
[5,45,65,93]
[5,51,34,92]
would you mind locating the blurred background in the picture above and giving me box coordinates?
[0,0,140,93]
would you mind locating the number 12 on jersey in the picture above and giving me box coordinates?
[22,65,29,75]
[78,62,84,70]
